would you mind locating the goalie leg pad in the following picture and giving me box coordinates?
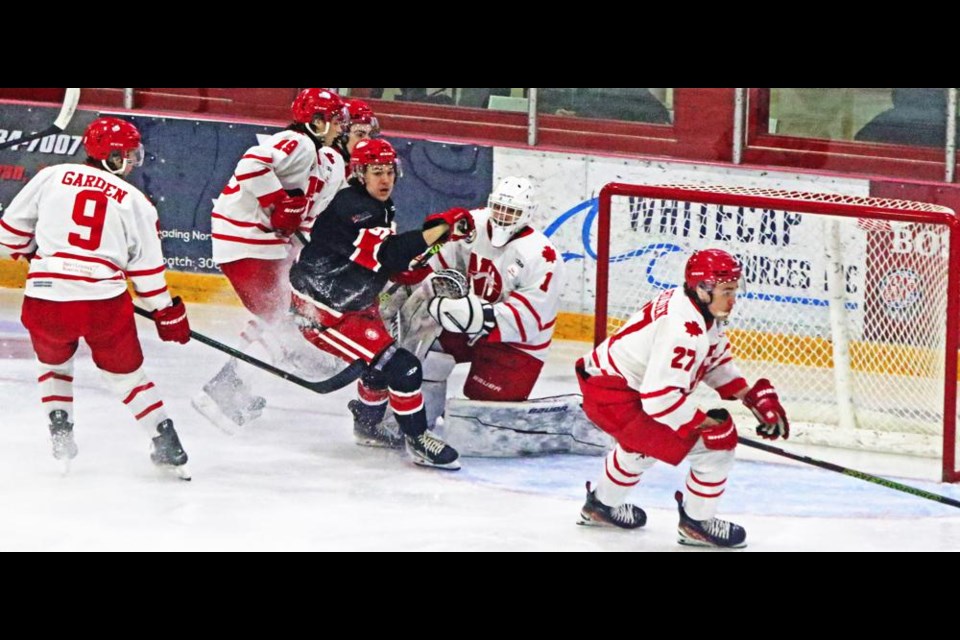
[432,394,614,457]
[395,284,443,360]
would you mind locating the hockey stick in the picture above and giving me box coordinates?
[133,306,365,394]
[737,436,960,510]
[0,88,81,152]
[384,242,444,297]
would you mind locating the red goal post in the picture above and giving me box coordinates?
[595,182,960,482]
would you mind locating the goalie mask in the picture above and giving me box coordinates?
[291,88,349,138]
[83,117,144,175]
[488,176,537,248]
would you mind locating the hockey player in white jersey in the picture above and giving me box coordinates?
[377,176,609,456]
[0,117,191,477]
[195,88,348,432]
[575,249,790,547]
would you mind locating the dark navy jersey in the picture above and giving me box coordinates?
[290,183,429,312]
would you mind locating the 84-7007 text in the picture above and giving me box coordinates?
[0,131,83,155]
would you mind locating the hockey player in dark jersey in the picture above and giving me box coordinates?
[289,138,475,470]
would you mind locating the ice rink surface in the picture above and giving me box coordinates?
[1,288,959,552]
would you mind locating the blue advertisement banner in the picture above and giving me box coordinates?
[0,105,494,273]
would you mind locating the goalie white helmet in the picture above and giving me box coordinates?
[488,176,538,248]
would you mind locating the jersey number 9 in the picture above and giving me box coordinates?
[68,190,107,251]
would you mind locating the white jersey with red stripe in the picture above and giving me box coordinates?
[584,288,747,432]
[299,146,345,239]
[429,208,563,362]
[211,128,323,264]
[0,163,173,311]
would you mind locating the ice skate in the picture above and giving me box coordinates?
[48,409,78,473]
[577,481,646,529]
[349,400,404,449]
[405,430,460,470]
[675,491,746,548]
[150,419,191,481]
[192,361,266,434]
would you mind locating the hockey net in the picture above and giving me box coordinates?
[594,183,960,482]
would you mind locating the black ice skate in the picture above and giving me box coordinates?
[150,420,191,480]
[349,400,404,449]
[191,361,267,434]
[675,491,746,548]
[577,481,647,529]
[48,410,78,462]
[405,430,460,470]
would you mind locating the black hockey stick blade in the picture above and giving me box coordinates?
[738,435,960,510]
[0,88,81,152]
[133,305,365,394]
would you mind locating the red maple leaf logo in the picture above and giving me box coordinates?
[684,321,703,337]
[542,245,557,263]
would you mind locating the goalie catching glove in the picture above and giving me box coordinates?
[429,269,468,299]
[742,378,790,440]
[428,293,495,339]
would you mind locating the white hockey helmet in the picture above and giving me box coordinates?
[487,176,538,247]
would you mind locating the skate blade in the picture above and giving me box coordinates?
[191,393,243,436]
[156,463,192,481]
[354,435,405,449]
[677,533,747,549]
[410,456,461,471]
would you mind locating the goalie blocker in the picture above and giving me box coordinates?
[432,394,612,457]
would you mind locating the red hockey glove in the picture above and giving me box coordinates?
[700,408,737,450]
[390,266,434,286]
[270,195,308,237]
[423,207,475,242]
[153,297,191,344]
[743,378,790,440]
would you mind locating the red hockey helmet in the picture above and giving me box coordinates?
[291,88,348,125]
[345,99,379,132]
[685,249,742,290]
[83,117,142,161]
[349,138,401,178]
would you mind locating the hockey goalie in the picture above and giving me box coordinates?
[380,176,612,456]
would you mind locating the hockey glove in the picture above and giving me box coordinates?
[153,297,191,344]
[743,378,790,440]
[700,408,737,450]
[390,266,433,286]
[423,207,476,242]
[428,293,495,338]
[270,195,309,237]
